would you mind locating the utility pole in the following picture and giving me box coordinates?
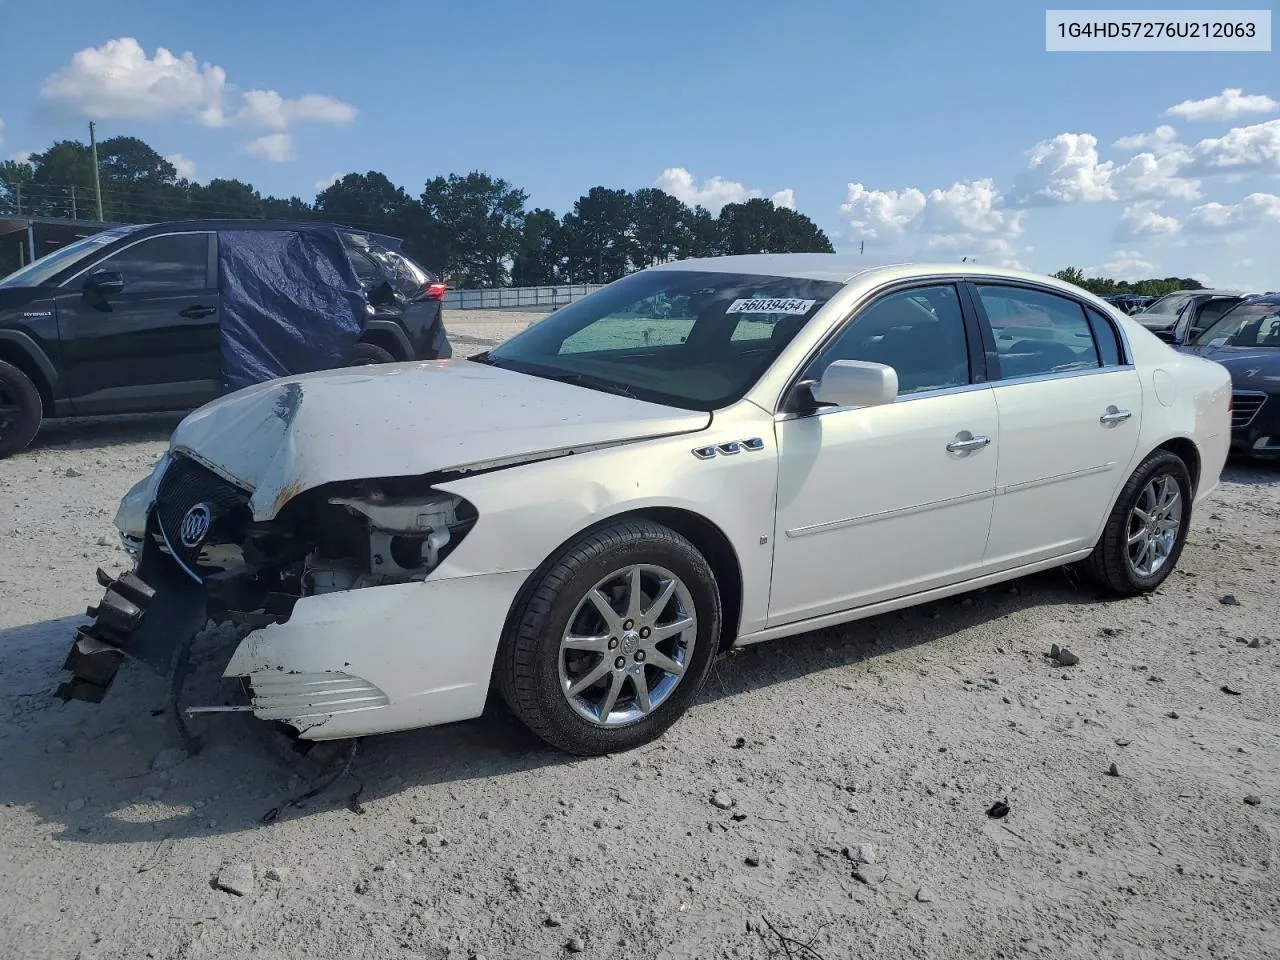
[859,240,865,255]
[89,121,104,221]
[70,185,77,220]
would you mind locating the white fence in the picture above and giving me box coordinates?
[442,283,606,310]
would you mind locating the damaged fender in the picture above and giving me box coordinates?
[223,569,529,738]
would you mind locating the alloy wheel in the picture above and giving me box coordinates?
[558,563,697,727]
[1126,473,1182,577]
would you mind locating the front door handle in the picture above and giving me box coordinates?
[1099,407,1133,426]
[178,305,216,319]
[946,433,991,454]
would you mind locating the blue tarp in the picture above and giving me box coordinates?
[218,227,366,393]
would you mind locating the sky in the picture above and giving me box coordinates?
[0,0,1276,288]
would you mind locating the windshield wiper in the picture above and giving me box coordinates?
[532,369,637,399]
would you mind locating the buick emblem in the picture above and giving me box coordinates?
[178,503,213,548]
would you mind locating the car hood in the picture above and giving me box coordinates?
[1180,343,1280,391]
[169,359,712,520]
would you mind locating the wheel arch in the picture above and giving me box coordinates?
[359,320,413,360]
[495,505,745,662]
[0,333,57,412]
[1153,436,1201,496]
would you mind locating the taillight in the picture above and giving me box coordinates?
[425,282,447,301]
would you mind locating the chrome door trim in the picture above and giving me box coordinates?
[997,461,1117,496]
[784,488,996,539]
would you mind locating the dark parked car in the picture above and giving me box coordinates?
[0,220,449,457]
[1133,289,1249,346]
[1180,293,1280,460]
[1103,294,1155,315]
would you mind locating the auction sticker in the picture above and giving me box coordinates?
[726,298,816,315]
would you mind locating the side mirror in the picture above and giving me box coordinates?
[85,270,125,295]
[812,360,898,408]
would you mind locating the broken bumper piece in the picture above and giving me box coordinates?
[57,547,208,703]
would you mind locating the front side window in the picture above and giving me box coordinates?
[93,233,210,293]
[485,270,845,410]
[977,285,1100,379]
[1194,301,1280,348]
[1189,298,1240,339]
[0,225,141,288]
[803,284,970,395]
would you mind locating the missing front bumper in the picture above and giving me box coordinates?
[56,546,209,703]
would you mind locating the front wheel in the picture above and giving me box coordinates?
[0,360,43,459]
[347,342,397,366]
[495,518,722,755]
[1080,450,1193,595]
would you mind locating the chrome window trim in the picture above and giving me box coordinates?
[768,272,1136,417]
[772,364,1137,422]
[58,230,217,289]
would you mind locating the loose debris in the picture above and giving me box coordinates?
[1221,685,1243,696]
[1220,595,1240,606]
[215,863,255,897]
[1244,795,1262,806]
[710,791,735,810]
[1106,763,1121,778]
[986,801,1011,819]
[1048,644,1080,667]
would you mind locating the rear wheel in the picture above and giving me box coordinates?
[0,360,42,458]
[496,518,721,755]
[348,342,396,366]
[1080,450,1193,595]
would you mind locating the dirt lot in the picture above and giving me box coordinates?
[2,310,1278,960]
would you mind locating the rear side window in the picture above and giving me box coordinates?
[1086,308,1123,366]
[94,233,210,293]
[976,285,1100,379]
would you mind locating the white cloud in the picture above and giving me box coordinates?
[1166,88,1279,122]
[1113,125,1182,157]
[1186,193,1280,233]
[841,178,1025,265]
[8,151,33,164]
[315,172,343,191]
[654,167,793,215]
[1012,133,1117,206]
[164,153,197,180]
[1117,201,1181,241]
[1190,119,1280,174]
[40,37,356,159]
[1110,149,1200,200]
[246,132,295,163]
[41,37,229,126]
[239,90,356,129]
[1087,250,1157,281]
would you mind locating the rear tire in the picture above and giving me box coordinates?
[0,360,43,459]
[348,342,396,366]
[495,518,721,756]
[1079,450,1193,596]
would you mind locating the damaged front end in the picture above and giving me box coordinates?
[59,453,478,717]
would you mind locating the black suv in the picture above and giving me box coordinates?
[0,220,450,457]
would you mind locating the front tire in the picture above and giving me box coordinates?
[495,518,722,756]
[1080,450,1193,595]
[0,360,43,459]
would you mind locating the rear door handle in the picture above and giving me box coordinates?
[946,433,991,454]
[178,305,216,319]
[1099,407,1132,426]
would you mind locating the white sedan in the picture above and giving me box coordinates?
[61,255,1232,755]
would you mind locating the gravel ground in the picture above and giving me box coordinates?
[1,310,1278,959]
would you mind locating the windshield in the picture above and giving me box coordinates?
[485,270,845,410]
[1194,301,1280,348]
[1136,292,1194,321]
[0,225,140,288]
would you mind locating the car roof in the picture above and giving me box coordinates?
[650,253,1084,288]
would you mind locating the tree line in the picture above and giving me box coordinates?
[1052,267,1205,298]
[0,135,833,285]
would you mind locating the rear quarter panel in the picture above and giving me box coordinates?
[1119,316,1231,505]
